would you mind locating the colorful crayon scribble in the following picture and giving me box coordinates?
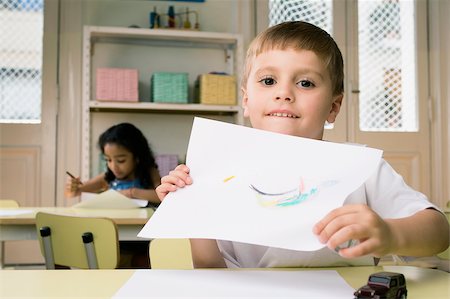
[250,178,338,208]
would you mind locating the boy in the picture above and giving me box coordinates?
[156,21,449,268]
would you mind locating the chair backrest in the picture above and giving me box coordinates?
[35,212,119,269]
[0,199,19,208]
[150,238,193,269]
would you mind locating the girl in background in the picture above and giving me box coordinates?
[65,122,161,268]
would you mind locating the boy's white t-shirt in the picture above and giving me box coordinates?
[216,159,438,268]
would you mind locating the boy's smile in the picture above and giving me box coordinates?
[267,109,299,118]
[242,49,342,140]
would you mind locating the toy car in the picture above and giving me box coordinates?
[354,272,407,299]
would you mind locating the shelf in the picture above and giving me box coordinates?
[81,25,244,180]
[87,26,241,49]
[89,101,241,114]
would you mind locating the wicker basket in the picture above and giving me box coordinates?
[151,72,189,103]
[96,68,139,102]
[155,154,179,177]
[196,74,236,105]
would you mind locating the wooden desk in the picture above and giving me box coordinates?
[0,207,153,242]
[0,266,448,298]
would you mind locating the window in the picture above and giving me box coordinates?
[0,0,44,123]
[269,0,332,34]
[358,0,417,132]
[268,0,419,133]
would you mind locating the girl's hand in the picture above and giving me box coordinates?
[156,164,192,201]
[118,188,133,198]
[64,176,83,198]
[313,204,396,258]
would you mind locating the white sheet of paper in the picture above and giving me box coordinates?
[112,269,355,298]
[139,118,382,251]
[72,190,147,209]
[0,209,33,217]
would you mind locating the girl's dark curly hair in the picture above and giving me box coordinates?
[98,123,157,188]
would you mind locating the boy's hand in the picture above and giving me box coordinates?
[313,204,396,258]
[156,164,192,201]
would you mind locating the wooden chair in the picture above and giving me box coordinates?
[149,238,193,269]
[35,212,119,269]
[0,199,20,268]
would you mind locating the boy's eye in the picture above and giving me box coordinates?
[298,80,315,88]
[116,160,126,164]
[259,77,276,86]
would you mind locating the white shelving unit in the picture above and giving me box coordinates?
[81,26,244,180]
[88,101,242,113]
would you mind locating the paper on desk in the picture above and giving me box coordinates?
[0,210,33,217]
[113,269,355,298]
[72,190,147,209]
[139,117,382,251]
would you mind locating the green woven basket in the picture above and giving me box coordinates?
[151,72,189,103]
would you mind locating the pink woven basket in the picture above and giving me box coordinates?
[96,68,139,102]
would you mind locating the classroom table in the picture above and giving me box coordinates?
[0,207,153,241]
[0,266,448,298]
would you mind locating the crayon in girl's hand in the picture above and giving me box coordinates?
[66,171,83,185]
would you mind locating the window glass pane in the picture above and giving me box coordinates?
[269,0,332,34]
[0,0,44,124]
[358,0,417,132]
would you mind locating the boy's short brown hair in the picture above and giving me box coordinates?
[242,21,344,96]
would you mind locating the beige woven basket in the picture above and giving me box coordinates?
[197,74,236,105]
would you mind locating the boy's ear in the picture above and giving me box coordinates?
[241,87,250,118]
[326,94,343,124]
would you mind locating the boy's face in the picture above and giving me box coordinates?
[242,48,342,140]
